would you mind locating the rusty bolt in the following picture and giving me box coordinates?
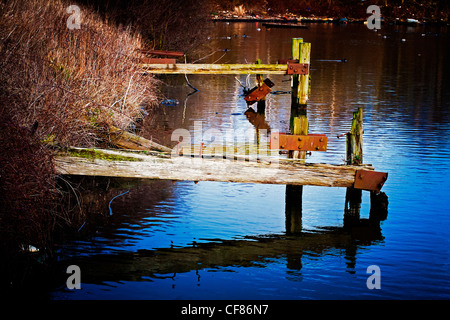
[298,137,302,141]
[315,146,320,150]
[359,174,363,179]
[319,138,324,142]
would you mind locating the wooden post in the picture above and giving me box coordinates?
[344,107,363,227]
[344,188,362,226]
[291,39,311,108]
[346,108,363,165]
[255,59,266,114]
[285,38,311,234]
[285,184,302,234]
[290,38,311,160]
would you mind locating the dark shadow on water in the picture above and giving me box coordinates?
[39,175,388,295]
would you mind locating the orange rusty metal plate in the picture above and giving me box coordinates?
[354,170,388,192]
[270,133,327,151]
[244,82,272,103]
[286,63,309,75]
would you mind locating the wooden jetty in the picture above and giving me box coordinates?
[55,38,388,227]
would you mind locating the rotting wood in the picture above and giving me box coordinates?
[55,147,377,189]
[106,125,172,153]
[346,108,363,165]
[141,63,293,75]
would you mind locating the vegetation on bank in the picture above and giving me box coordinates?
[0,0,159,283]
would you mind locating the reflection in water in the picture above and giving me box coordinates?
[244,107,270,131]
[50,175,386,298]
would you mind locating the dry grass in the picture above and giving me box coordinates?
[0,0,157,148]
[0,0,158,276]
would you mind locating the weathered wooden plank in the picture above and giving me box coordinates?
[54,148,376,188]
[140,63,290,75]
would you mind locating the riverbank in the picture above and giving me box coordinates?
[211,2,449,26]
[0,0,159,292]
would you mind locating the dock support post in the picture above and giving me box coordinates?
[255,59,266,114]
[285,38,311,234]
[346,108,363,166]
[344,108,363,226]
[285,185,303,234]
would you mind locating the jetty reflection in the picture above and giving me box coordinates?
[55,176,388,287]
[56,223,385,285]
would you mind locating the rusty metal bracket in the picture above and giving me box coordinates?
[354,170,388,192]
[244,78,275,104]
[270,133,327,151]
[286,62,309,75]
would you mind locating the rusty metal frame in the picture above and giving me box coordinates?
[244,79,275,104]
[354,170,388,192]
[270,133,327,151]
[286,62,309,75]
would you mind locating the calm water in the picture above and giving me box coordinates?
[50,22,449,300]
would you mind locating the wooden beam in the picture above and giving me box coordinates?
[140,63,290,75]
[55,147,376,188]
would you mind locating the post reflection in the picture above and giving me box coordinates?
[50,176,388,290]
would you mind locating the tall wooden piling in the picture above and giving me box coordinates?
[344,108,364,226]
[255,59,266,114]
[291,38,311,109]
[285,38,311,234]
[346,108,363,165]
